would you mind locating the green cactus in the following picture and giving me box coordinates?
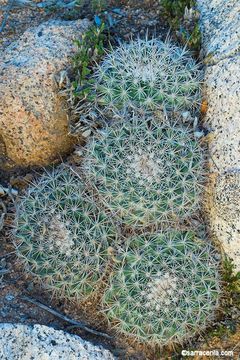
[94,38,202,113]
[102,230,221,346]
[83,113,205,228]
[15,167,116,300]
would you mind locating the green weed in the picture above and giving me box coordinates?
[160,0,201,54]
[179,23,201,53]
[72,23,106,101]
[161,0,195,21]
[208,257,240,339]
[222,257,240,309]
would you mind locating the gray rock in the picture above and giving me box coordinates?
[211,172,240,271]
[197,1,240,271]
[0,19,90,168]
[0,323,115,360]
[203,55,240,172]
[198,0,240,62]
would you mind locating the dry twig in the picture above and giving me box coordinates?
[21,295,112,340]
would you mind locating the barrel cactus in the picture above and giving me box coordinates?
[83,114,205,228]
[102,230,221,346]
[94,38,202,113]
[15,167,117,300]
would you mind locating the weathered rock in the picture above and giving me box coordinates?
[203,56,240,172]
[198,0,240,63]
[197,1,240,271]
[214,172,240,222]
[0,19,90,168]
[0,323,115,360]
[207,172,240,271]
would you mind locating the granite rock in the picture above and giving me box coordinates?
[197,1,240,271]
[198,0,240,63]
[208,172,240,271]
[0,323,115,360]
[0,19,90,168]
[203,55,240,172]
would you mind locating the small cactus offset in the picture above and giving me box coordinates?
[94,38,202,113]
[83,113,205,228]
[15,167,117,300]
[103,230,221,346]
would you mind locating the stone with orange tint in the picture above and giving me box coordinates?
[0,18,90,168]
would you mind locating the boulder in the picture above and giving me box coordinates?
[0,19,90,168]
[198,0,240,63]
[203,56,240,172]
[197,0,240,271]
[0,323,115,360]
[207,172,240,271]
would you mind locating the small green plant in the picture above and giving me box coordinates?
[222,257,240,309]
[83,113,205,228]
[15,167,117,301]
[94,38,202,113]
[103,230,221,346]
[178,22,201,54]
[161,0,195,22]
[206,257,240,339]
[65,21,111,134]
[160,0,201,53]
[72,23,106,101]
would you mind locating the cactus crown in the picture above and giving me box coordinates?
[103,230,221,346]
[15,167,116,300]
[94,38,202,113]
[83,113,205,228]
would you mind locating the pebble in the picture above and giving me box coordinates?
[5,294,15,302]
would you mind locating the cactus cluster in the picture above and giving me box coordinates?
[103,230,221,345]
[94,38,202,113]
[14,36,222,349]
[84,113,205,228]
[15,167,116,300]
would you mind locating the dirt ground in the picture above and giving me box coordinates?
[0,0,239,359]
